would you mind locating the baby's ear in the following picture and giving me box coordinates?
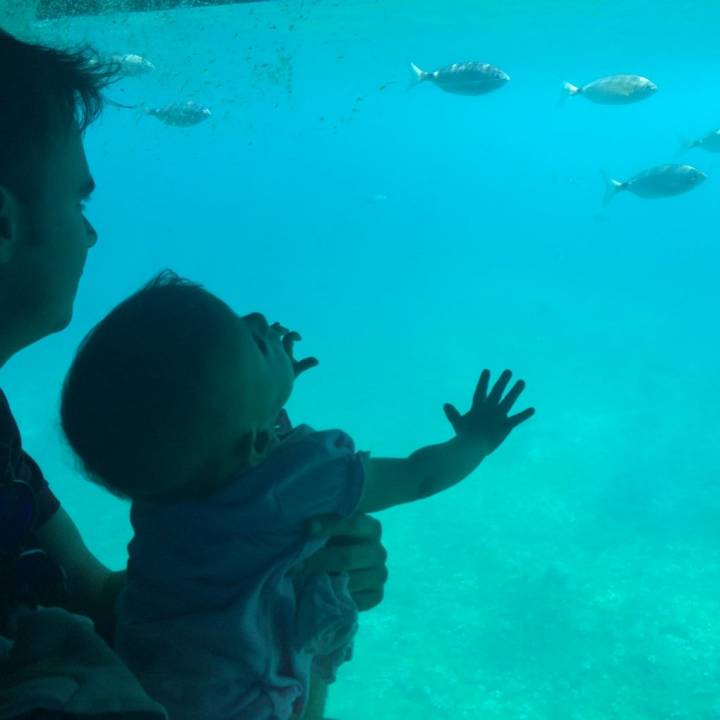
[231,431,254,467]
[248,429,273,466]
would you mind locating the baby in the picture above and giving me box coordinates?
[60,271,534,720]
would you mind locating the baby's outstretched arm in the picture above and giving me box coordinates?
[357,369,534,513]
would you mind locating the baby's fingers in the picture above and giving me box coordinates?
[487,369,513,406]
[472,369,491,407]
[499,379,526,414]
[507,406,535,429]
[294,356,319,376]
[282,331,318,377]
[443,403,462,430]
[282,331,301,355]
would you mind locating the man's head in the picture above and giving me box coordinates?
[60,271,296,502]
[0,29,119,364]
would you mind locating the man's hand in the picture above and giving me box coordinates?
[295,514,388,612]
[443,369,535,456]
[5,606,95,666]
[282,330,318,378]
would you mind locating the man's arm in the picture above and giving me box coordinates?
[302,674,329,720]
[34,507,126,644]
[290,673,328,720]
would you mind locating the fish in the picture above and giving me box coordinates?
[603,164,706,205]
[563,74,657,104]
[146,101,212,127]
[104,97,138,111]
[112,53,155,77]
[680,128,720,153]
[410,61,510,95]
[104,98,211,127]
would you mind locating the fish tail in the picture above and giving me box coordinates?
[675,133,697,156]
[557,81,580,108]
[409,62,428,89]
[602,171,624,206]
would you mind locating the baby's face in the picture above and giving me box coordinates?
[218,311,295,447]
[158,312,295,500]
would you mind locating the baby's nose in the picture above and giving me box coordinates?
[246,312,269,331]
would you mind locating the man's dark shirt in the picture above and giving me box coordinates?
[0,390,60,540]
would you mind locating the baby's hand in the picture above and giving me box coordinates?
[282,330,319,378]
[443,369,534,456]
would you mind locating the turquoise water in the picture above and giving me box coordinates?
[5,1,720,717]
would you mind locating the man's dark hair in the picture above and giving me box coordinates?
[61,270,240,501]
[0,28,119,204]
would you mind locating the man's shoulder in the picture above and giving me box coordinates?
[0,389,19,449]
[0,388,61,527]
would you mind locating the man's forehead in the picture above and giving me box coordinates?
[45,123,76,159]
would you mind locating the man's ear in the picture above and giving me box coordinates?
[0,186,21,265]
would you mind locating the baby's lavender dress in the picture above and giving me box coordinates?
[115,425,367,720]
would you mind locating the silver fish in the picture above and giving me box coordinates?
[410,61,510,95]
[683,128,720,153]
[112,53,155,77]
[563,74,657,104]
[604,164,706,204]
[146,101,212,127]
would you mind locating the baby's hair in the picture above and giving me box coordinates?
[61,270,239,501]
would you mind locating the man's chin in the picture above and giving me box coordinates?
[23,313,71,353]
[48,309,73,334]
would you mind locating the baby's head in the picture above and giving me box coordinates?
[61,271,295,502]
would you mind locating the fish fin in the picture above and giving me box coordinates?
[601,171,624,206]
[409,61,427,89]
